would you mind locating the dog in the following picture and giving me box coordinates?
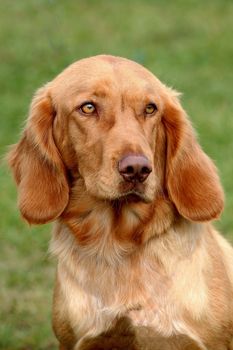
[8,55,233,349]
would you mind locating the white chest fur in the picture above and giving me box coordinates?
[50,221,209,349]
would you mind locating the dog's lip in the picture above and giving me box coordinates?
[114,181,151,203]
[115,190,150,204]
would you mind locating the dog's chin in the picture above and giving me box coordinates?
[87,180,153,205]
[113,191,152,205]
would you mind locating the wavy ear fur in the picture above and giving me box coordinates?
[163,92,224,222]
[8,85,69,224]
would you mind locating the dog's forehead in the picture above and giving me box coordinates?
[52,55,163,99]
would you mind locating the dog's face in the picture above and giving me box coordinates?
[8,55,224,225]
[52,56,166,203]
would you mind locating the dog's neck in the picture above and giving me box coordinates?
[60,179,176,258]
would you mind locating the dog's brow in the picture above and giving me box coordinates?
[144,85,156,96]
[92,89,108,98]
[90,79,115,98]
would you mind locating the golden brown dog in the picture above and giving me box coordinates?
[8,55,233,349]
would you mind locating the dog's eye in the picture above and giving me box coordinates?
[145,103,157,115]
[80,102,96,115]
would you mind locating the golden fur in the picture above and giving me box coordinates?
[8,55,233,349]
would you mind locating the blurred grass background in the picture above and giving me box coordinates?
[0,0,233,349]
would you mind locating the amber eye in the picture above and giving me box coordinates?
[145,103,157,115]
[80,102,96,115]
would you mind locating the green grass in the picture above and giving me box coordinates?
[0,1,233,348]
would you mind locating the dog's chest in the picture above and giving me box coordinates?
[52,223,209,348]
[58,247,179,337]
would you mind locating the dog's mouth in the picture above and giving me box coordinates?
[116,181,151,203]
[120,192,143,203]
[114,190,150,205]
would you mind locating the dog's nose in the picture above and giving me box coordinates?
[118,155,152,183]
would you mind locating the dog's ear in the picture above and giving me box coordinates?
[162,91,224,222]
[8,85,69,224]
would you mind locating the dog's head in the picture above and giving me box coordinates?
[8,55,224,224]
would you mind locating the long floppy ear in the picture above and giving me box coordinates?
[8,85,69,224]
[162,92,224,222]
